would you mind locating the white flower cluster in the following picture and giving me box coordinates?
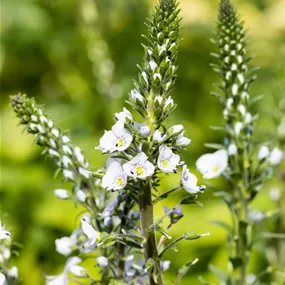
[96,111,204,194]
[257,146,283,165]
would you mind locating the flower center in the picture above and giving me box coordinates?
[115,177,125,187]
[212,166,220,173]
[161,159,169,168]
[135,165,145,176]
[116,138,125,148]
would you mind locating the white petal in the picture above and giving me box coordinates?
[7,266,18,278]
[55,237,73,256]
[76,190,87,202]
[69,265,86,277]
[54,189,70,199]
[257,146,270,160]
[81,219,97,239]
[96,256,108,268]
[0,272,5,285]
[182,165,200,194]
[269,147,283,165]
[65,256,82,271]
[45,273,67,285]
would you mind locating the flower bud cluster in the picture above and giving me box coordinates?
[213,0,257,145]
[11,94,91,202]
[128,0,181,121]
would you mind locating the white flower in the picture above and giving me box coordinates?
[3,248,10,259]
[123,152,155,179]
[62,155,72,168]
[168,124,183,136]
[62,145,72,155]
[196,149,228,179]
[238,104,246,116]
[8,266,18,279]
[0,273,6,285]
[149,60,157,71]
[228,143,238,156]
[154,96,163,105]
[160,261,171,272]
[269,147,283,165]
[78,167,90,179]
[63,169,75,181]
[48,149,59,157]
[157,145,180,173]
[176,132,191,146]
[234,122,243,135]
[164,97,174,109]
[237,74,244,84]
[269,187,280,201]
[55,237,74,256]
[102,161,127,191]
[74,147,85,164]
[81,217,100,252]
[226,98,234,109]
[31,115,38,122]
[0,225,11,240]
[99,120,133,153]
[69,265,86,277]
[131,89,144,103]
[115,107,133,123]
[141,72,148,84]
[257,146,270,160]
[182,165,205,194]
[101,197,119,218]
[139,126,151,137]
[62,135,70,143]
[37,124,46,133]
[76,189,86,202]
[54,189,70,199]
[153,130,165,142]
[51,128,59,138]
[96,256,108,268]
[232,84,238,96]
[244,112,252,124]
[46,256,83,285]
[153,73,162,81]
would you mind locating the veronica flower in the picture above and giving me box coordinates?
[115,107,133,123]
[96,256,108,268]
[228,143,238,156]
[196,149,228,179]
[176,132,191,146]
[269,147,283,165]
[182,165,205,194]
[123,152,155,178]
[54,189,70,200]
[153,130,166,142]
[81,216,100,253]
[46,257,85,285]
[101,197,119,217]
[160,261,171,272]
[102,161,127,191]
[157,145,180,173]
[0,225,11,240]
[99,120,133,153]
[257,145,270,161]
[7,266,18,279]
[131,88,144,103]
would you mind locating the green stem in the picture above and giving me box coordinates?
[139,181,163,285]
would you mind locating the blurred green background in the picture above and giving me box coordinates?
[1,0,285,284]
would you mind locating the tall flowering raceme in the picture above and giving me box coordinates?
[95,0,209,284]
[196,1,284,284]
[11,1,208,284]
[11,95,134,284]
